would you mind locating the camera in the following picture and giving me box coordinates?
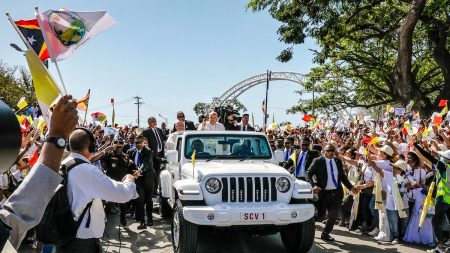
[0,100,22,174]
[214,105,241,124]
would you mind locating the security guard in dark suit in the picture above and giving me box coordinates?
[129,136,159,229]
[283,136,318,180]
[101,139,131,226]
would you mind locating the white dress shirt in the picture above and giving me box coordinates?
[198,122,225,131]
[290,150,308,178]
[240,124,251,131]
[64,153,138,239]
[325,157,339,190]
[382,171,396,211]
[359,160,376,183]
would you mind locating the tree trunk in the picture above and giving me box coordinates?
[394,0,431,113]
[427,17,450,104]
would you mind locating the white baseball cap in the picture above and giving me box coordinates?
[377,145,394,156]
[438,150,450,160]
[391,160,407,171]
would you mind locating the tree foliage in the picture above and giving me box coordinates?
[193,97,247,116]
[248,0,450,115]
[0,61,36,111]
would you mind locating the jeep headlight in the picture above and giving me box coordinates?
[205,177,222,194]
[276,177,291,193]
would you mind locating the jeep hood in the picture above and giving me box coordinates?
[182,161,291,179]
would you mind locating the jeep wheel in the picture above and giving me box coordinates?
[281,218,315,253]
[171,200,198,253]
[158,184,171,219]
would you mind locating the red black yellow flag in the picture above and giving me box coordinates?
[14,19,50,61]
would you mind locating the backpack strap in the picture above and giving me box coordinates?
[76,200,93,229]
[62,158,94,230]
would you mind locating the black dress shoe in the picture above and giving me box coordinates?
[146,220,153,226]
[137,222,147,230]
[321,234,335,242]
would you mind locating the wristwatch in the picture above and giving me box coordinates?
[45,136,67,149]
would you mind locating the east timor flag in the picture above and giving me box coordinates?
[15,19,50,61]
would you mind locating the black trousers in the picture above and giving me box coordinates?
[360,187,374,227]
[433,197,450,243]
[339,194,353,223]
[317,189,343,235]
[135,170,155,223]
[56,238,101,253]
[154,151,164,192]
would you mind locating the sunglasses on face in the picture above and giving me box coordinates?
[325,149,335,153]
[177,115,185,118]
[135,141,143,144]
[301,143,310,146]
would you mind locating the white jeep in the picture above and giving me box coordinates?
[159,131,315,253]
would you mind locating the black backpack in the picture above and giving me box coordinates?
[36,158,93,245]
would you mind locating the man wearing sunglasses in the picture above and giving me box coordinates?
[307,143,358,242]
[172,111,196,132]
[129,136,156,229]
[284,136,318,181]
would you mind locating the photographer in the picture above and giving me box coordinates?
[225,114,240,131]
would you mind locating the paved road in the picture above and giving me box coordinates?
[99,208,429,253]
[19,204,429,253]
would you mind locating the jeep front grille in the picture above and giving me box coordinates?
[220,177,277,203]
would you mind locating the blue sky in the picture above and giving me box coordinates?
[1,0,317,128]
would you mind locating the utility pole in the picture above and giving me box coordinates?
[134,96,143,127]
[263,70,271,131]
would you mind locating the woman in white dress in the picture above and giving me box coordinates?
[403,187,435,246]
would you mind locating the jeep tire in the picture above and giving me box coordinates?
[171,199,198,253]
[158,184,171,219]
[280,218,315,253]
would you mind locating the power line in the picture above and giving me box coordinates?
[89,98,134,111]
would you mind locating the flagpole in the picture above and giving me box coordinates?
[6,13,33,50]
[35,7,67,94]
[83,89,91,126]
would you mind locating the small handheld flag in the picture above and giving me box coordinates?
[438,100,448,107]
[406,100,414,113]
[17,97,28,110]
[191,150,196,177]
[77,90,90,111]
[91,112,107,123]
[302,114,314,122]
[419,182,435,228]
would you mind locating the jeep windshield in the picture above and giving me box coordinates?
[184,134,272,160]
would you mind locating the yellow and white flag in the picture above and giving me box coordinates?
[25,50,62,125]
[17,97,28,110]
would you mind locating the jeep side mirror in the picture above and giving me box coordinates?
[166,150,178,163]
[273,150,285,163]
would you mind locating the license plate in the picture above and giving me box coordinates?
[240,212,266,221]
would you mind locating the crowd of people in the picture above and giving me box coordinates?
[1,94,450,253]
[273,112,450,253]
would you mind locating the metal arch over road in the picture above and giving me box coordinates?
[210,72,306,110]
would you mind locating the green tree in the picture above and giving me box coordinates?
[193,97,247,116]
[248,0,450,115]
[0,61,36,111]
